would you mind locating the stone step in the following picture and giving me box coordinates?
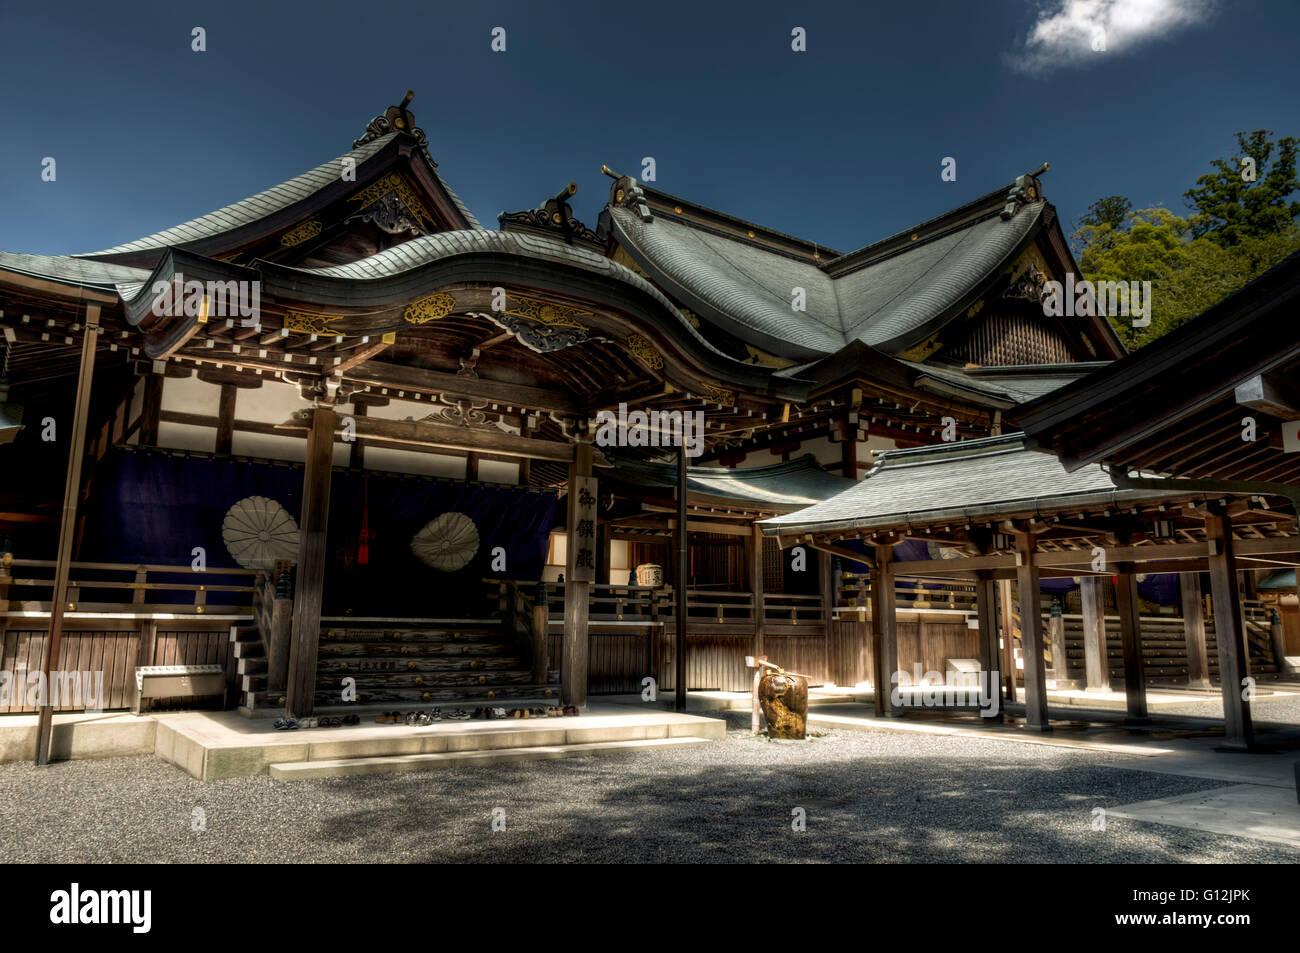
[268,736,717,781]
[314,683,558,706]
[320,628,505,644]
[318,641,517,658]
[318,657,526,675]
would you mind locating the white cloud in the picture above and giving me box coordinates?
[1006,0,1218,74]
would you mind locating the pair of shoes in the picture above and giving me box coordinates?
[507,708,526,719]
[342,714,360,726]
[317,716,339,727]
[491,707,508,720]
[273,717,298,731]
[545,706,563,717]
[429,708,442,721]
[298,716,319,728]
[562,706,579,717]
[530,707,547,717]
[375,711,404,724]
[445,708,471,720]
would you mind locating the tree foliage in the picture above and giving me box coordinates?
[1073,131,1300,349]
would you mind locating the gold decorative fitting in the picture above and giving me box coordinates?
[283,311,343,335]
[348,173,433,229]
[422,692,431,702]
[626,333,664,369]
[747,231,755,238]
[280,220,323,247]
[911,234,918,241]
[698,382,736,405]
[503,295,590,330]
[414,676,424,686]
[403,292,456,325]
[674,207,683,214]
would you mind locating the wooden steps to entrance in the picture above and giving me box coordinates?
[241,622,557,710]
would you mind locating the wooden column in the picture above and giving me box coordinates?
[1114,561,1149,722]
[871,543,898,716]
[1181,573,1211,689]
[819,549,835,680]
[998,578,1017,702]
[673,442,688,712]
[35,306,99,765]
[284,407,336,718]
[348,401,367,469]
[840,416,859,479]
[1205,507,1254,750]
[128,620,157,715]
[1013,527,1050,731]
[1080,575,1109,691]
[139,370,163,447]
[975,571,1003,721]
[215,383,237,455]
[464,451,479,482]
[561,441,593,709]
[749,525,765,661]
[1046,601,1073,688]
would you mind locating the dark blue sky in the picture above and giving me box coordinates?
[2,0,1296,257]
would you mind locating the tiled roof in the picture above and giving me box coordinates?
[758,434,1179,535]
[605,454,855,509]
[0,251,151,289]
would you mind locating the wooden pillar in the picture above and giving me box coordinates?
[1046,600,1074,688]
[465,451,479,482]
[1080,575,1109,691]
[840,416,859,479]
[215,382,237,455]
[673,442,688,712]
[1013,527,1050,731]
[1181,573,1211,689]
[819,549,834,680]
[561,441,594,709]
[975,571,1003,721]
[749,525,765,661]
[1114,560,1149,722]
[871,543,898,716]
[267,563,293,693]
[1205,507,1254,750]
[139,370,162,447]
[348,401,366,469]
[998,578,1017,702]
[128,620,157,715]
[35,306,99,765]
[284,407,336,718]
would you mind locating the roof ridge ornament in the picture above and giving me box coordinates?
[498,182,602,246]
[354,89,434,165]
[999,162,1049,220]
[601,165,653,222]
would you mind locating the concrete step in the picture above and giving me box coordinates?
[268,735,717,780]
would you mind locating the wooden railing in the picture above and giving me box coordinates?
[2,559,257,616]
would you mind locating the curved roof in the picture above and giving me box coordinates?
[0,251,149,289]
[609,186,1051,362]
[605,454,855,510]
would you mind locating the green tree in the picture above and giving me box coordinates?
[1183,129,1300,246]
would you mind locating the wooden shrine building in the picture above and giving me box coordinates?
[0,93,1132,752]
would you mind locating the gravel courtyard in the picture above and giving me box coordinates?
[3,710,1297,864]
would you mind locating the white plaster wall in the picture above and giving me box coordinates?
[478,459,519,485]
[157,422,215,453]
[235,379,308,424]
[160,374,221,414]
[363,446,464,478]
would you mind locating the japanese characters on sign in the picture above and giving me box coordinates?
[569,475,598,583]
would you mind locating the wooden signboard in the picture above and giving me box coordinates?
[569,475,598,584]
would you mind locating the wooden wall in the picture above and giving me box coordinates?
[0,624,232,713]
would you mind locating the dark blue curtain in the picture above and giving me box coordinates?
[79,448,557,616]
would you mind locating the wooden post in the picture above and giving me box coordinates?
[561,441,594,709]
[1114,561,1149,722]
[348,401,367,469]
[1181,573,1211,689]
[1205,506,1254,750]
[531,583,549,685]
[284,407,336,718]
[1080,575,1109,691]
[35,306,99,765]
[267,563,293,693]
[139,371,163,447]
[465,451,479,482]
[975,571,1003,721]
[129,620,157,715]
[819,549,834,681]
[1046,600,1074,688]
[673,442,688,712]
[1013,527,1050,731]
[871,543,898,716]
[998,578,1017,702]
[215,382,237,455]
[749,525,766,663]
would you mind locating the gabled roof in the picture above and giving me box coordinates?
[758,434,1184,537]
[603,169,1068,364]
[604,454,855,510]
[0,251,149,290]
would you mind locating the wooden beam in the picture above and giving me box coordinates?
[1205,507,1255,750]
[345,360,579,414]
[562,442,594,709]
[35,306,100,765]
[1235,372,1300,421]
[1013,527,1050,731]
[892,553,1017,575]
[277,413,579,463]
[139,371,163,446]
[215,382,236,455]
[674,442,688,712]
[998,578,1017,703]
[332,336,393,375]
[284,407,336,718]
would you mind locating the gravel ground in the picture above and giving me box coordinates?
[1144,689,1300,723]
[2,711,1296,863]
